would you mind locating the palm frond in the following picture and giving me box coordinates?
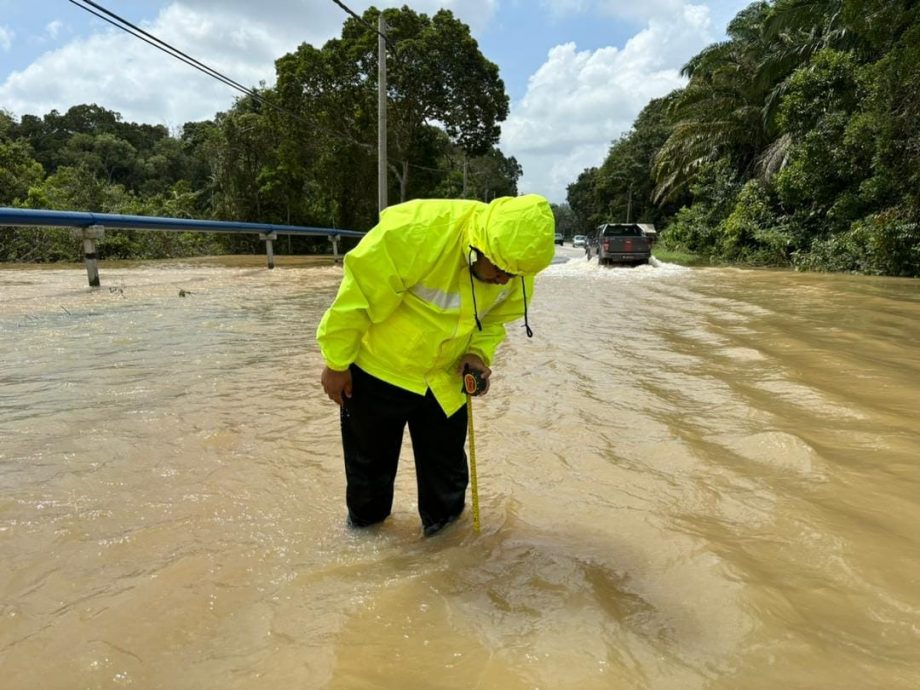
[755,133,793,180]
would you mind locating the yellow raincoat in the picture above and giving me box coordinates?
[316,194,556,415]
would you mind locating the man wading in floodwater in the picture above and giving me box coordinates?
[317,195,556,536]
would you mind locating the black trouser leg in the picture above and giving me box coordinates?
[408,390,469,533]
[340,366,411,526]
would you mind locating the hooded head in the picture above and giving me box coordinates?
[467,194,556,276]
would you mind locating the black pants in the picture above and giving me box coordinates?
[340,365,469,530]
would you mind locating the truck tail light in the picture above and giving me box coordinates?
[602,240,610,251]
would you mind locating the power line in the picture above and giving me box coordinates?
[68,0,257,101]
[328,0,394,50]
[68,1,454,176]
[329,0,368,25]
[67,0,381,151]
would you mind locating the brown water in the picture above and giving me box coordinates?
[1,250,918,689]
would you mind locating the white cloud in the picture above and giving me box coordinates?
[503,3,714,202]
[45,20,64,40]
[0,25,13,52]
[0,0,497,127]
[1,0,740,204]
[541,0,747,37]
[0,2,331,127]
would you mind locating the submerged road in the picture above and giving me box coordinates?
[1,256,918,688]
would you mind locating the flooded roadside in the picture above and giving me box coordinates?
[1,254,918,688]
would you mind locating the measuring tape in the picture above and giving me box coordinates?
[462,365,485,533]
[466,393,480,533]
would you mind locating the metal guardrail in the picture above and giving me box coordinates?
[0,207,366,286]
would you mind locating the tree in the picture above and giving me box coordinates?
[207,101,277,226]
[60,132,139,184]
[431,139,521,200]
[0,113,45,204]
[274,5,509,211]
[566,167,601,232]
[551,203,577,239]
[465,147,521,200]
[653,2,775,202]
[22,164,106,211]
[772,49,867,238]
[0,109,15,138]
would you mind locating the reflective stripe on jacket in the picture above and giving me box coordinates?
[316,195,555,415]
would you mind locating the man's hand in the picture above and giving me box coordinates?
[321,366,353,406]
[457,353,492,395]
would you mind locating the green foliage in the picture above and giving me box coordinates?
[653,2,774,203]
[772,49,881,247]
[0,139,45,205]
[0,227,78,263]
[797,206,920,275]
[23,164,106,211]
[659,159,740,255]
[570,0,920,276]
[777,50,860,135]
[550,204,576,238]
[864,208,920,276]
[207,104,278,223]
[659,205,718,256]
[651,247,710,267]
[862,22,920,211]
[1,7,518,264]
[719,180,791,264]
[0,109,14,138]
[272,5,510,225]
[566,167,600,232]
[1,110,45,205]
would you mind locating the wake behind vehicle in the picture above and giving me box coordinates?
[592,222,652,266]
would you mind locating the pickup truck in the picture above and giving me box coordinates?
[589,223,652,266]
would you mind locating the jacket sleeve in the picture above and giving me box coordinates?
[315,224,427,371]
[467,275,536,367]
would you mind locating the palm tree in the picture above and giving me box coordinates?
[652,0,869,202]
[653,2,774,202]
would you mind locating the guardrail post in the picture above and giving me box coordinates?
[71,225,105,287]
[259,232,278,269]
[331,235,340,263]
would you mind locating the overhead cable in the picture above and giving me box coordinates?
[68,0,256,101]
[67,0,382,150]
[328,0,395,50]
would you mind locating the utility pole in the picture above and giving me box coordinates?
[626,182,633,223]
[378,15,388,215]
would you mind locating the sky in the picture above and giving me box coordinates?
[0,0,753,204]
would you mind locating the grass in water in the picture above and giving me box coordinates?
[652,247,710,267]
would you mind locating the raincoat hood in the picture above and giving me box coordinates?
[467,194,555,276]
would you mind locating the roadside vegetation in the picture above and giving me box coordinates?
[0,7,520,263]
[651,247,709,267]
[567,0,920,277]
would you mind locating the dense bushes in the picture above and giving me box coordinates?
[569,1,920,277]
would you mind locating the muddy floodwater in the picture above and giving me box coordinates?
[1,249,919,689]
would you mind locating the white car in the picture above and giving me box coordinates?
[572,235,586,248]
